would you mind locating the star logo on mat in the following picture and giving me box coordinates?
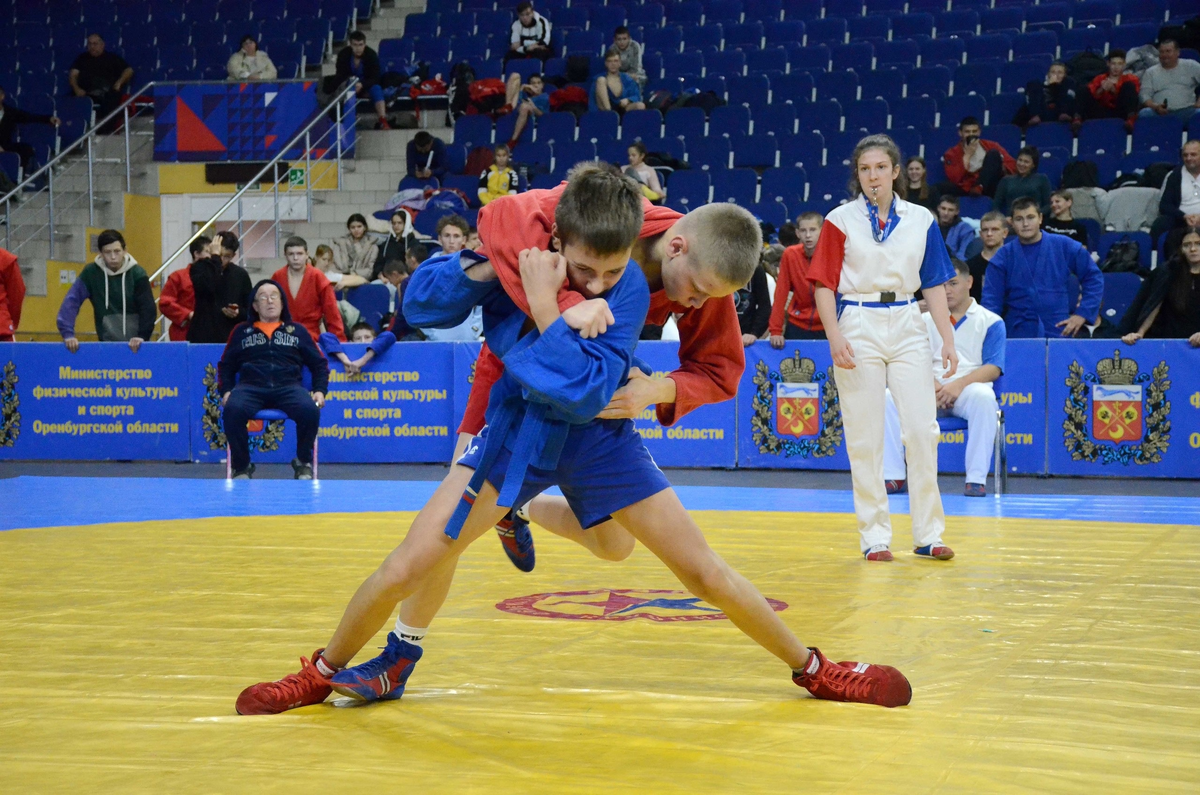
[496,589,788,622]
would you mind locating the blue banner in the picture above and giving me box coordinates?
[737,342,850,470]
[453,341,483,434]
[633,342,737,468]
[0,342,191,461]
[1047,339,1200,478]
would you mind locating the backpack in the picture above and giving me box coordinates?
[426,188,470,218]
[1061,159,1100,189]
[1107,172,1142,190]
[684,90,726,114]
[1065,51,1107,85]
[467,78,507,117]
[565,55,592,84]
[646,89,674,112]
[464,145,494,177]
[549,85,590,117]
[448,61,476,120]
[1100,238,1144,275]
[1140,162,1175,190]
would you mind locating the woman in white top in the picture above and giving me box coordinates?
[808,134,960,562]
[227,36,278,81]
[623,141,665,203]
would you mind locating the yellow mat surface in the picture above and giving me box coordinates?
[1,510,1197,794]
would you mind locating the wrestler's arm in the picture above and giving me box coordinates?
[403,251,502,328]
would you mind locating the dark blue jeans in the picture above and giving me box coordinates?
[223,383,320,471]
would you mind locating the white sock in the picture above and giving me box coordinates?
[314,654,338,677]
[394,619,428,647]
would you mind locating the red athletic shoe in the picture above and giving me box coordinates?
[793,647,912,708]
[864,544,894,562]
[236,650,334,715]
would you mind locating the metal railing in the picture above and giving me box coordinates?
[150,79,360,339]
[1,81,157,258]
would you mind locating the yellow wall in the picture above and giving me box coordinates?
[123,194,162,271]
[18,259,95,340]
[157,162,340,194]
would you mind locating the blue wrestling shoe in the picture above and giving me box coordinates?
[329,633,423,702]
[496,505,535,572]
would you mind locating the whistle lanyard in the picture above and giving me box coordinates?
[866,196,900,244]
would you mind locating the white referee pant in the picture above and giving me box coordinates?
[832,300,946,553]
[883,383,999,486]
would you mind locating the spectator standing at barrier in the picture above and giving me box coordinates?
[502,73,550,150]
[940,117,1015,199]
[272,236,346,343]
[478,144,520,206]
[331,213,377,286]
[883,259,1004,498]
[374,209,415,278]
[57,230,155,352]
[1138,39,1200,124]
[1081,50,1140,130]
[227,36,278,82]
[158,235,210,342]
[982,197,1104,338]
[320,321,397,375]
[904,156,938,212]
[68,34,134,125]
[0,87,60,177]
[594,48,645,114]
[734,261,771,346]
[1043,190,1090,248]
[335,31,390,130]
[993,147,1052,216]
[769,211,825,345]
[506,1,553,67]
[966,211,1008,303]
[1151,140,1200,252]
[406,131,447,182]
[935,195,977,260]
[1014,61,1079,128]
[612,26,646,89]
[1121,226,1200,347]
[188,231,252,344]
[219,280,328,480]
[0,246,25,341]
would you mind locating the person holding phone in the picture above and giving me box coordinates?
[188,231,252,344]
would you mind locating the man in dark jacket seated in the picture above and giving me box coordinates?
[218,280,329,480]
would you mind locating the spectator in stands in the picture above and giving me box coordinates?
[0,246,25,341]
[227,35,278,82]
[776,222,799,249]
[478,143,520,205]
[374,209,415,278]
[966,211,1007,303]
[374,258,408,311]
[506,1,553,67]
[312,244,336,277]
[465,227,481,250]
[188,232,252,344]
[405,242,428,274]
[1081,49,1140,130]
[1121,226,1200,347]
[386,242,428,340]
[1138,39,1200,123]
[769,211,824,345]
[735,260,770,346]
[1151,140,1200,253]
[335,31,390,130]
[219,279,327,480]
[320,321,397,375]
[68,34,134,126]
[421,216,482,341]
[0,87,60,176]
[940,117,1015,199]
[904,156,938,212]
[58,230,155,352]
[1043,190,1090,248]
[612,26,646,89]
[1014,61,1079,129]
[883,258,1005,498]
[158,235,210,342]
[331,213,378,286]
[982,197,1103,338]
[502,72,550,149]
[993,146,1052,215]
[936,195,977,260]
[624,141,664,203]
[406,131,447,182]
[272,236,346,342]
[594,48,645,114]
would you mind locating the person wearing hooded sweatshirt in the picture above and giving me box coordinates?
[218,279,329,479]
[373,209,416,280]
[0,246,25,341]
[57,229,155,352]
[188,231,253,344]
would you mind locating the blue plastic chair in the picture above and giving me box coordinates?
[760,166,807,208]
[711,167,758,204]
[666,169,711,212]
[225,409,318,480]
[732,134,778,168]
[777,131,825,170]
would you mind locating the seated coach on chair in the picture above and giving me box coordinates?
[218,280,329,480]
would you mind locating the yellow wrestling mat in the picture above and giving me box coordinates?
[1,510,1197,794]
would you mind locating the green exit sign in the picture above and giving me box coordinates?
[288,168,306,187]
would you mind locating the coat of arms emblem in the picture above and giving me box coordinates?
[1063,350,1169,464]
[751,352,842,457]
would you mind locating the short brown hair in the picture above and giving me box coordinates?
[436,214,470,237]
[796,211,823,226]
[283,236,307,251]
[315,244,333,260]
[951,257,970,277]
[980,210,1006,227]
[1050,189,1073,203]
[554,162,644,255]
[677,202,763,287]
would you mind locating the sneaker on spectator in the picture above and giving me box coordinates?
[793,647,912,708]
[330,632,423,702]
[913,543,955,560]
[964,482,986,497]
[864,544,893,562]
[292,459,313,480]
[235,649,334,715]
[885,479,907,495]
[231,463,255,480]
[496,505,535,572]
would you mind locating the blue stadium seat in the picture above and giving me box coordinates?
[552,141,598,172]
[1086,152,1120,186]
[443,143,467,176]
[554,7,588,30]
[848,16,890,43]
[535,112,577,144]
[589,6,628,34]
[1060,27,1109,58]
[665,106,707,140]
[579,110,619,142]
[629,3,665,29]
[1021,122,1069,153]
[773,72,814,104]
[1000,60,1049,93]
[806,17,848,46]
[639,136,685,161]
[414,38,451,62]
[831,43,874,74]
[1013,31,1059,60]
[597,139,629,164]
[824,131,860,167]
[645,25,683,55]
[1099,231,1153,269]
[563,29,603,56]
[747,0,785,22]
[621,109,663,141]
[513,142,553,172]
[440,12,477,34]
[404,12,439,39]
[892,14,935,41]
[777,131,825,170]
[453,115,493,148]
[693,75,729,97]
[758,103,798,136]
[157,45,196,72]
[980,7,1024,34]
[940,94,988,126]
[663,51,704,79]
[864,0,906,15]
[937,10,980,37]
[1075,0,1119,24]
[681,23,723,51]
[665,0,703,26]
[765,20,804,47]
[712,167,759,203]
[921,37,967,67]
[861,68,905,103]
[875,40,920,70]
[1037,147,1070,187]
[733,133,778,168]
[781,0,823,21]
[1107,23,1160,52]
[1026,3,1071,27]
[687,135,732,169]
[1132,115,1185,156]
[907,66,952,99]
[815,71,859,104]
[666,170,711,211]
[56,96,93,143]
[724,22,764,50]
[706,0,744,24]
[889,127,922,160]
[706,50,746,78]
[845,99,888,134]
[710,104,751,137]
[789,43,830,73]
[807,165,851,205]
[493,114,527,147]
[985,124,1023,156]
[747,46,787,75]
[1118,0,1167,24]
[965,34,1013,64]
[752,200,789,229]
[0,152,21,184]
[760,166,807,208]
[954,63,1000,97]
[924,126,961,161]
[729,75,770,111]
[988,92,1027,127]
[1100,271,1142,323]
[797,99,843,136]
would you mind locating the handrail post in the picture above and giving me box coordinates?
[305,130,312,222]
[237,196,243,246]
[273,172,280,256]
[336,94,344,186]
[123,105,132,191]
[87,133,95,226]
[4,197,10,250]
[48,166,55,260]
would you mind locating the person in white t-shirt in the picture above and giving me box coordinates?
[883,259,1006,498]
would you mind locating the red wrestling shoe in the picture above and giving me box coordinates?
[236,650,333,715]
[793,647,912,708]
[864,544,894,562]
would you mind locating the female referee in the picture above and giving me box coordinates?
[808,134,960,562]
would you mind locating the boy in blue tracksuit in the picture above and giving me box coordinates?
[236,165,912,715]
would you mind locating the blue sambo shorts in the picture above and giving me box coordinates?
[456,418,672,529]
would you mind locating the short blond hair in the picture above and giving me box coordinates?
[678,203,762,287]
